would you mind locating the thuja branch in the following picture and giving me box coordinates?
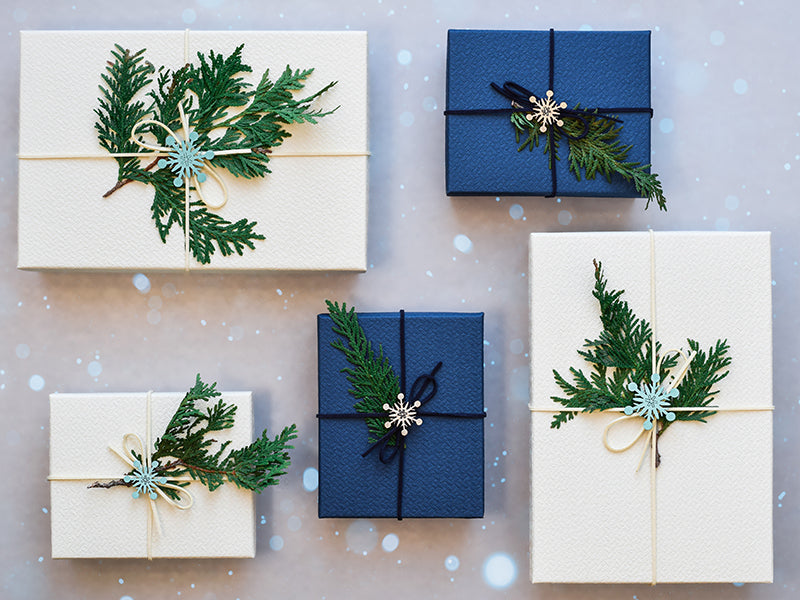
[102,157,159,198]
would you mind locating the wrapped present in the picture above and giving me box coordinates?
[48,377,296,558]
[445,29,664,208]
[18,30,368,270]
[529,231,773,583]
[317,304,485,518]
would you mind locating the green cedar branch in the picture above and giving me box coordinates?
[510,107,666,211]
[326,300,401,444]
[95,44,337,264]
[551,261,730,450]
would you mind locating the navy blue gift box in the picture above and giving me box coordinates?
[317,311,485,519]
[445,29,652,198]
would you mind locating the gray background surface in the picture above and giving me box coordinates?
[1,0,797,598]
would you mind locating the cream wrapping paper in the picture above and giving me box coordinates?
[19,30,368,271]
[529,231,773,583]
[49,391,255,559]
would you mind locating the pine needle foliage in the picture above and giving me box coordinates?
[141,375,297,498]
[510,107,666,211]
[551,262,730,437]
[95,44,337,264]
[326,300,401,444]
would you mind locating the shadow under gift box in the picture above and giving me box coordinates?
[445,29,652,198]
[317,312,485,519]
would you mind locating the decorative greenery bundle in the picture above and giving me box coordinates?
[551,262,730,463]
[510,103,666,210]
[91,375,297,498]
[96,44,337,264]
[325,300,401,444]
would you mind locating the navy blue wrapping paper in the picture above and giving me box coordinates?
[446,29,652,198]
[317,311,484,518]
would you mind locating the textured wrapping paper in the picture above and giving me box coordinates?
[49,391,255,559]
[18,30,368,271]
[446,30,651,197]
[317,312,484,518]
[529,232,773,583]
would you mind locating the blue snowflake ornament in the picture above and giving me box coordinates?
[624,373,678,431]
[123,459,168,501]
[157,131,215,188]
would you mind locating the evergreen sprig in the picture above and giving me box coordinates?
[95,44,337,264]
[325,300,401,444]
[93,375,297,499]
[551,262,731,443]
[510,107,666,211]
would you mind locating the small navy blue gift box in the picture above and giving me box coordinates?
[445,29,652,198]
[317,311,484,519]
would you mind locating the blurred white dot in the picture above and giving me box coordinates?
[397,49,412,65]
[269,535,284,551]
[29,375,45,392]
[659,118,674,134]
[784,163,791,171]
[715,217,730,231]
[382,533,399,552]
[13,8,27,22]
[132,273,151,293]
[557,210,572,226]
[734,79,748,94]
[302,467,319,492]
[579,24,593,30]
[509,339,524,354]
[87,361,103,377]
[445,555,460,571]
[453,234,473,254]
[422,96,438,111]
[483,553,517,589]
[16,343,31,359]
[182,8,197,24]
[399,111,414,127]
[509,204,524,220]
[710,30,725,45]
[725,195,739,210]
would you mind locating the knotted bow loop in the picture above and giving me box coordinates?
[361,362,444,464]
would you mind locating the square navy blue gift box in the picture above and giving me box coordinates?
[317,311,484,519]
[445,29,652,198]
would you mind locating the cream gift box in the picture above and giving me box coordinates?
[18,30,368,271]
[49,390,255,559]
[529,231,773,584]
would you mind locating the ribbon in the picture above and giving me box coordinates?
[443,28,654,197]
[317,309,486,520]
[18,28,370,270]
[529,230,774,585]
[48,391,194,560]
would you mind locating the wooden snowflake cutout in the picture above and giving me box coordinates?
[382,393,423,436]
[525,89,568,133]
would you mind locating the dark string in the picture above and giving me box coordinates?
[443,28,654,198]
[317,310,486,520]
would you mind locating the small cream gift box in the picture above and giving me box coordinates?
[529,231,773,583]
[49,391,255,558]
[18,30,367,271]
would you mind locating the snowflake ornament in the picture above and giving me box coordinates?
[525,90,568,133]
[383,393,423,436]
[624,373,678,431]
[157,131,215,188]
[123,458,168,500]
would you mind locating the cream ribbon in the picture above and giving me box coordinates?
[48,391,194,560]
[18,28,370,270]
[529,230,774,585]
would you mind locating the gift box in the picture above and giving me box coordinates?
[49,390,256,558]
[317,310,485,518]
[445,29,652,198]
[18,30,368,271]
[529,231,773,583]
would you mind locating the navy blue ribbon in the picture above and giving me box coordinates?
[317,310,486,520]
[444,28,654,197]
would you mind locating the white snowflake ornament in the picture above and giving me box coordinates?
[383,393,423,436]
[123,458,168,501]
[525,90,568,133]
[624,373,678,431]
